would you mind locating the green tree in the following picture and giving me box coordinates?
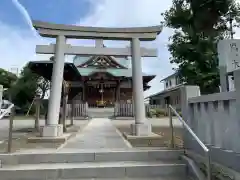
[9,66,38,113]
[162,0,240,94]
[36,76,50,100]
[0,68,17,89]
[9,64,50,114]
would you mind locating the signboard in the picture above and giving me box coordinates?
[218,39,240,73]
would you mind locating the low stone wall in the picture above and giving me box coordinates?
[180,72,240,174]
[187,91,237,151]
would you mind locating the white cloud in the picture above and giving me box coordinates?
[11,0,39,38]
[0,22,37,70]
[73,0,174,96]
[0,0,53,74]
[74,0,175,96]
[76,0,240,96]
[0,21,54,74]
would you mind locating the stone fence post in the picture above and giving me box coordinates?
[233,69,240,151]
[180,85,201,149]
[180,85,201,123]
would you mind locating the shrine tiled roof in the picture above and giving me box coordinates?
[73,55,130,68]
[77,67,153,77]
[72,54,155,84]
[28,61,81,81]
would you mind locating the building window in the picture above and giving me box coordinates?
[166,81,168,88]
[176,76,183,85]
[169,80,172,87]
[176,96,180,104]
[152,100,156,105]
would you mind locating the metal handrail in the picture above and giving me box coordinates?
[169,105,209,152]
[168,105,211,180]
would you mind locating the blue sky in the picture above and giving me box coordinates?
[0,0,182,96]
[1,0,91,28]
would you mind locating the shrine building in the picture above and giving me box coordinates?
[72,54,155,107]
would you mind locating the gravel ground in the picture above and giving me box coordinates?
[0,118,89,153]
[0,117,183,152]
[112,117,184,147]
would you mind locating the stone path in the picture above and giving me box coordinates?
[59,118,130,150]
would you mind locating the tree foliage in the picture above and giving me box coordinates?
[36,76,50,100]
[162,0,240,94]
[0,68,17,89]
[9,66,38,112]
[3,64,50,114]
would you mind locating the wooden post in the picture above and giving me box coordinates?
[62,95,68,132]
[82,81,87,102]
[82,86,85,102]
[85,102,89,118]
[8,106,15,153]
[34,95,41,131]
[71,99,74,125]
[114,85,117,103]
[115,81,121,102]
[168,106,174,148]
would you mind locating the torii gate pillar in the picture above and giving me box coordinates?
[131,38,151,135]
[42,35,66,137]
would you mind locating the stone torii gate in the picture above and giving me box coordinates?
[33,20,162,138]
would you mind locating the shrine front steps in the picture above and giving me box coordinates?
[0,149,189,180]
[0,149,182,165]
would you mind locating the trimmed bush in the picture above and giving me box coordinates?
[146,108,156,118]
[155,108,167,117]
[146,108,170,118]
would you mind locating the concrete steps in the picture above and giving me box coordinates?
[55,178,189,180]
[0,161,186,179]
[0,149,188,180]
[0,149,183,165]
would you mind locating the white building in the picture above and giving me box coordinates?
[145,72,184,111]
[161,72,182,90]
[9,67,19,77]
